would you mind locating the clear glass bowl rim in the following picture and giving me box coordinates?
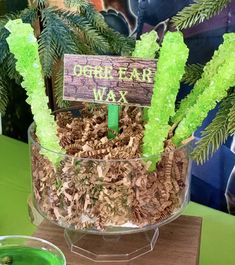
[28,122,193,163]
[0,235,66,264]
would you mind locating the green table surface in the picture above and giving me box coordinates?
[0,135,235,265]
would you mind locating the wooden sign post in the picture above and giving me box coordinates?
[63,54,157,138]
[63,54,157,106]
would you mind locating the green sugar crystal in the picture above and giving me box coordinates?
[143,31,189,167]
[5,19,64,164]
[173,32,235,124]
[173,33,235,145]
[132,30,159,59]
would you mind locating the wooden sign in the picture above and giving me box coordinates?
[63,54,157,106]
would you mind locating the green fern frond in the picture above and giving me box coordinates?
[63,0,134,55]
[105,30,135,56]
[1,53,22,84]
[82,4,135,55]
[0,75,8,115]
[55,9,110,54]
[64,0,89,8]
[2,54,22,84]
[78,1,108,33]
[81,25,110,54]
[172,0,231,30]
[73,30,95,54]
[32,0,47,8]
[0,12,19,28]
[38,25,58,76]
[228,93,235,134]
[39,8,79,76]
[21,8,38,24]
[54,65,70,108]
[50,10,92,54]
[0,28,10,64]
[191,92,235,164]
[182,63,204,85]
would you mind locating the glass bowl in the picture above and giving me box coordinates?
[28,106,193,261]
[0,236,66,265]
[28,124,192,234]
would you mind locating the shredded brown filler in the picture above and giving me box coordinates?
[32,105,189,230]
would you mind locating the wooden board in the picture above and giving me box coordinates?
[33,215,202,265]
[63,54,157,106]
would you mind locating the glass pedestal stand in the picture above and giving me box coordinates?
[29,121,192,263]
[64,226,159,262]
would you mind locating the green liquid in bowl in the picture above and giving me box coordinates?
[0,246,64,265]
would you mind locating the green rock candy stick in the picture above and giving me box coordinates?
[143,31,189,167]
[173,33,235,145]
[132,30,159,59]
[132,30,159,122]
[5,19,64,165]
[173,32,235,124]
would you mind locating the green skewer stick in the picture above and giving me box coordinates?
[108,104,120,139]
[107,31,160,140]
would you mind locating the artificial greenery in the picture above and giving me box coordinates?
[181,63,204,86]
[191,90,235,164]
[64,0,134,55]
[0,76,8,114]
[143,31,189,166]
[6,19,63,164]
[0,0,134,114]
[171,0,231,30]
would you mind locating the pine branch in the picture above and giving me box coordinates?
[55,9,110,54]
[2,54,22,84]
[228,92,235,134]
[38,25,58,77]
[63,0,134,55]
[0,7,37,30]
[32,0,47,9]
[104,30,135,56]
[39,8,79,76]
[21,8,38,24]
[54,65,70,108]
[78,1,109,33]
[191,92,235,164]
[73,30,96,54]
[0,75,8,115]
[182,63,204,85]
[82,4,135,55]
[0,13,19,28]
[64,0,89,8]
[0,27,10,64]
[171,0,231,30]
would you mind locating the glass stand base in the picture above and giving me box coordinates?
[64,227,159,262]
